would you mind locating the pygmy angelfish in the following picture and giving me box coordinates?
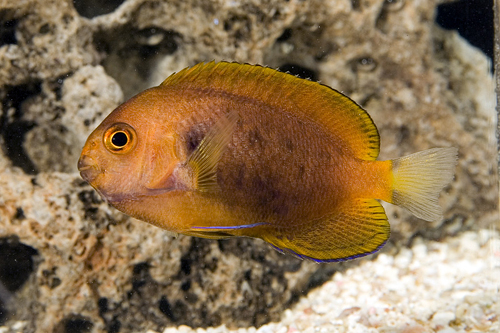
[78,61,457,262]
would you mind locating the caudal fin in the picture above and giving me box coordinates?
[391,147,458,221]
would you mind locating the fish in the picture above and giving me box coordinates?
[78,61,457,262]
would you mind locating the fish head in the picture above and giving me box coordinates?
[78,88,179,203]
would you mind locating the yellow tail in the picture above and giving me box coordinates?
[391,148,458,221]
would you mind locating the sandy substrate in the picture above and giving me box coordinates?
[154,230,500,333]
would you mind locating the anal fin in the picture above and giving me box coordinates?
[261,199,390,262]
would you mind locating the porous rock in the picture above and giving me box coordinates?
[0,0,496,332]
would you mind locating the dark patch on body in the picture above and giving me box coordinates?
[219,118,319,221]
[272,202,289,217]
[248,128,264,148]
[251,175,289,218]
[185,126,206,154]
[284,138,294,152]
[251,175,279,205]
[234,163,246,189]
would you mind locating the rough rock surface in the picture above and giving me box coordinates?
[0,0,496,332]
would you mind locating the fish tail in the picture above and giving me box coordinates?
[390,147,458,221]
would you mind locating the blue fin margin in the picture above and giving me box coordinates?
[191,222,268,231]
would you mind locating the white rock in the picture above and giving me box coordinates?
[431,311,455,326]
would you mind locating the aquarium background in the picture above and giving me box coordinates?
[0,0,498,332]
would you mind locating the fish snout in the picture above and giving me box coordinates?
[78,154,99,183]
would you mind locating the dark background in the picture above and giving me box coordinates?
[436,0,494,62]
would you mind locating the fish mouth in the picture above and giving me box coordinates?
[78,155,100,183]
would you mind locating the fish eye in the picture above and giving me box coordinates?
[111,131,128,147]
[104,123,137,154]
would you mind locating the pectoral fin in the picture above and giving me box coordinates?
[261,199,390,262]
[187,110,239,192]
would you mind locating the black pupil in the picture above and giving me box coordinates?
[111,131,128,147]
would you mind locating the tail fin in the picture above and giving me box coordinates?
[391,148,458,221]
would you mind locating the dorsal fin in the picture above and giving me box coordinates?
[161,61,380,160]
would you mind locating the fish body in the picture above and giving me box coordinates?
[78,62,457,262]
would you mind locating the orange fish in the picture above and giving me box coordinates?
[78,62,457,262]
